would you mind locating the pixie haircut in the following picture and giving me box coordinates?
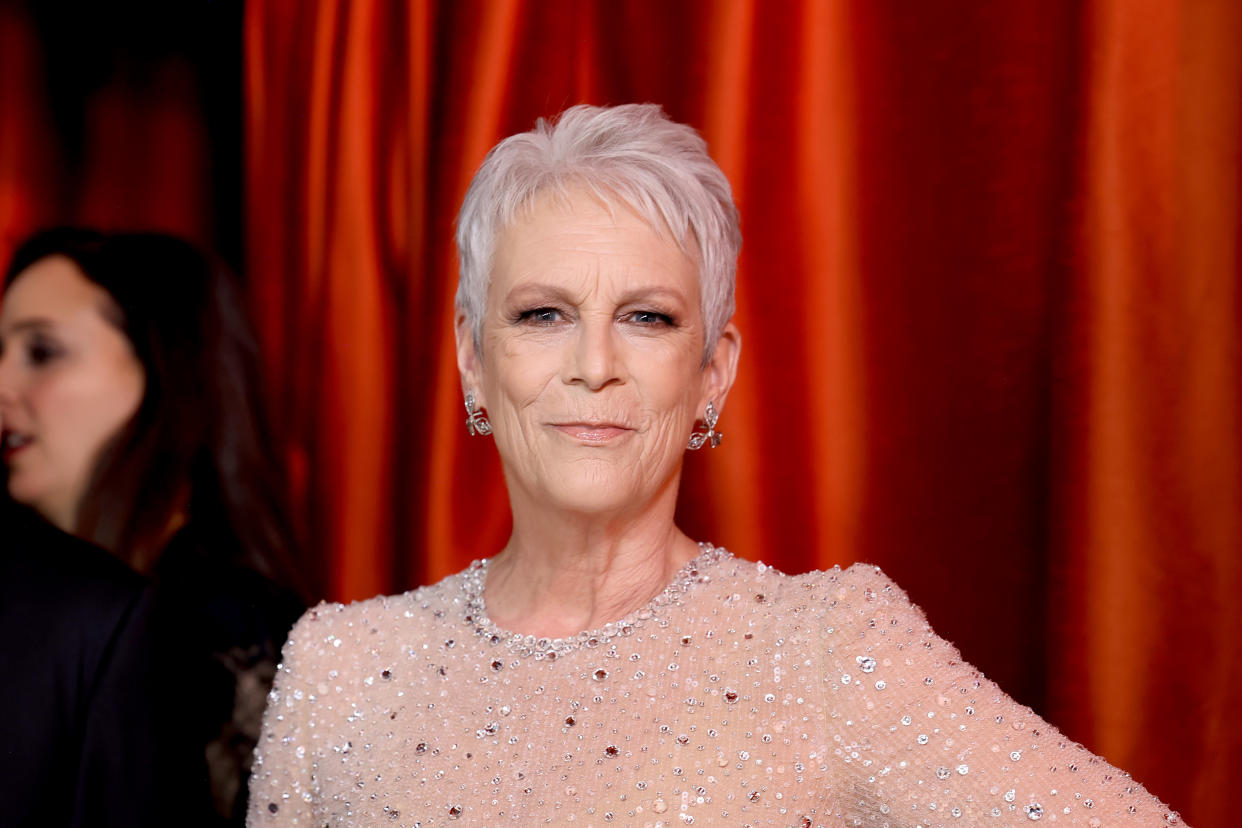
[455,103,741,361]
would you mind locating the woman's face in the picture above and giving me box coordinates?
[0,256,145,531]
[458,188,740,518]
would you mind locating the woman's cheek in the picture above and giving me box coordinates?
[643,410,691,465]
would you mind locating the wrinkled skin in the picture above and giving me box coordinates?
[455,187,741,636]
[457,187,740,526]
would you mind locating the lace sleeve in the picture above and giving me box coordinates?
[816,565,1186,827]
[245,607,326,826]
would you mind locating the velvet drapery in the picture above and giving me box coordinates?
[0,4,219,263]
[244,1,1238,824]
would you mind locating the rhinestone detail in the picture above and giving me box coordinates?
[461,543,728,659]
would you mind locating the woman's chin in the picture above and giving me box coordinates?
[531,468,663,517]
[5,474,39,507]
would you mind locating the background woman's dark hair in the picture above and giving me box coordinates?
[4,228,308,598]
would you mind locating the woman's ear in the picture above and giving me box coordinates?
[455,311,484,403]
[701,321,742,411]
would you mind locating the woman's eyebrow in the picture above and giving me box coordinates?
[614,286,689,305]
[502,283,578,303]
[0,317,55,336]
[505,284,689,302]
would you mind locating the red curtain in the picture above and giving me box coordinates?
[0,6,213,262]
[245,2,1240,824]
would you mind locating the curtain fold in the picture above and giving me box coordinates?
[1,5,213,261]
[0,6,57,258]
[1045,0,1242,812]
[244,2,1240,824]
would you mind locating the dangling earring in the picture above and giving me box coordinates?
[687,401,722,450]
[465,390,492,436]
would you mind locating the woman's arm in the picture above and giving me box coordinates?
[818,565,1185,827]
[246,608,323,826]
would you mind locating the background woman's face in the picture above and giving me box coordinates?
[459,188,736,518]
[0,256,145,530]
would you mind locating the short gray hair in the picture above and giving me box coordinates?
[455,103,741,361]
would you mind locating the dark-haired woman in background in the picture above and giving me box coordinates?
[0,229,307,825]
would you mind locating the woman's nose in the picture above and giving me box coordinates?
[0,352,18,408]
[564,316,623,390]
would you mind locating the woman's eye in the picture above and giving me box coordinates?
[27,339,62,366]
[627,310,674,326]
[517,307,563,325]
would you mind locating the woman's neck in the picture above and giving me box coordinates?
[482,500,702,639]
[35,492,77,536]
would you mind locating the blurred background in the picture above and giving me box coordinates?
[2,1,1238,824]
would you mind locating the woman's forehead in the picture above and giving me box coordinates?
[3,257,94,315]
[492,193,699,297]
[1,256,123,337]
[508,183,694,256]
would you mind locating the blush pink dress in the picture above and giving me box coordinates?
[247,545,1185,826]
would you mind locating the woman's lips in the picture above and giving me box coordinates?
[1,431,31,463]
[551,423,632,443]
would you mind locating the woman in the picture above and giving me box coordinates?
[247,105,1184,826]
[0,229,306,825]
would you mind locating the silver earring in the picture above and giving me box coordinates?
[687,401,722,450]
[465,391,492,436]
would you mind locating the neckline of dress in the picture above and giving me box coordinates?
[460,542,730,661]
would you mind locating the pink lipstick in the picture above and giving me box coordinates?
[551,423,631,444]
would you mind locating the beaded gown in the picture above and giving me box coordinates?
[247,546,1184,827]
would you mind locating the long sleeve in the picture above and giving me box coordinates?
[0,515,195,828]
[67,584,170,827]
[817,565,1184,827]
[236,553,1189,825]
[246,607,324,827]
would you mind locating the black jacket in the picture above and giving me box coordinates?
[0,502,173,827]
[0,503,303,826]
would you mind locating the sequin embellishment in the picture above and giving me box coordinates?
[246,546,1189,826]
[460,542,728,658]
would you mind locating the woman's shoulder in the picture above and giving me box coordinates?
[788,561,919,607]
[699,552,948,678]
[281,567,470,664]
[705,551,931,637]
[712,551,916,606]
[1,509,147,620]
